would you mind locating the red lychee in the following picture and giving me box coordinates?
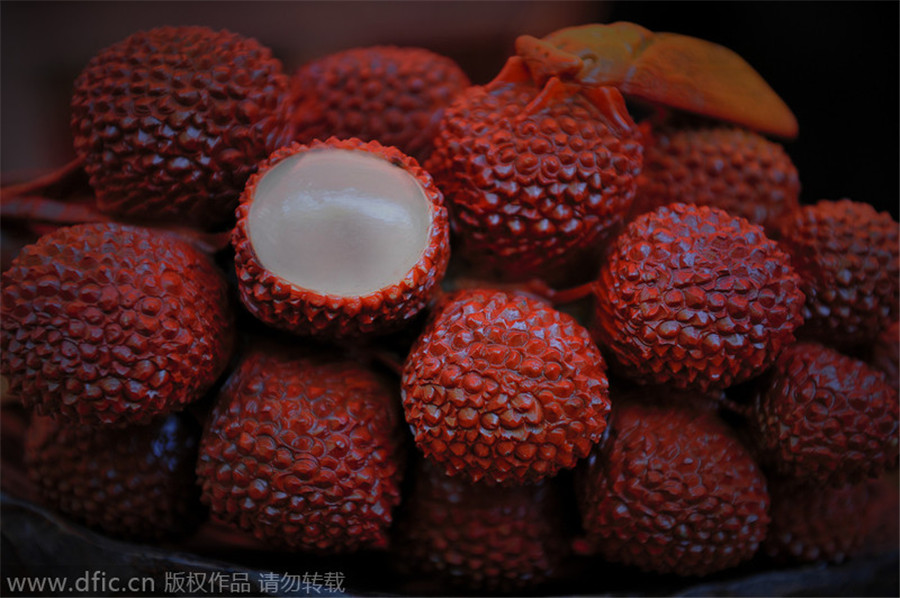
[71,26,293,229]
[1,222,235,427]
[196,341,406,553]
[425,56,643,281]
[778,199,899,348]
[630,124,800,236]
[577,395,770,576]
[764,476,872,564]
[291,45,470,162]
[392,460,570,592]
[25,412,204,541]
[401,288,610,485]
[592,202,805,392]
[750,341,899,487]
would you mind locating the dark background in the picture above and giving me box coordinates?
[2,1,898,219]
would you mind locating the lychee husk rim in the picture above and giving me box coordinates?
[233,137,450,339]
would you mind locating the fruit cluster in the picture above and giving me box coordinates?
[1,21,898,595]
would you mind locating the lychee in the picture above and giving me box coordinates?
[401,288,610,485]
[195,341,406,553]
[425,56,643,280]
[577,395,770,576]
[1,222,235,427]
[750,341,899,486]
[870,320,899,389]
[630,124,800,236]
[392,460,570,592]
[777,199,900,348]
[25,412,204,541]
[764,476,872,564]
[232,137,450,339]
[291,45,470,162]
[592,202,805,392]
[71,26,293,229]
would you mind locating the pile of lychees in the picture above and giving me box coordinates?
[2,21,898,594]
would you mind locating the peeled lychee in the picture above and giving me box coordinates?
[577,395,770,576]
[233,137,449,339]
[750,341,899,487]
[592,202,805,392]
[291,45,470,162]
[25,412,204,541]
[426,56,643,280]
[778,199,900,348]
[630,124,800,235]
[195,341,405,553]
[71,26,293,229]
[1,222,235,427]
[392,460,570,592]
[401,288,610,485]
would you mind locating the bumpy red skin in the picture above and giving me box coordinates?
[291,46,470,162]
[593,202,805,392]
[577,399,770,576]
[751,341,899,487]
[196,343,405,553]
[869,321,899,389]
[233,138,450,339]
[426,57,643,281]
[764,477,871,564]
[71,26,293,230]
[25,413,203,542]
[630,125,800,236]
[1,223,235,427]
[392,461,569,592]
[778,199,900,348]
[402,288,610,485]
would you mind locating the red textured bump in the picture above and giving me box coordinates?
[401,288,610,485]
[233,137,450,339]
[870,320,899,389]
[577,397,770,576]
[425,56,643,280]
[778,199,900,348]
[291,45,470,162]
[71,26,293,229]
[25,413,203,541]
[392,461,569,591]
[764,477,872,564]
[196,342,405,553]
[1,222,235,427]
[751,341,899,486]
[593,202,805,391]
[630,125,800,236]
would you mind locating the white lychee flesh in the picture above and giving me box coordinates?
[248,149,432,297]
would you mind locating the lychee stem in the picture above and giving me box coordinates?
[546,281,595,305]
[368,349,405,377]
[1,157,84,201]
